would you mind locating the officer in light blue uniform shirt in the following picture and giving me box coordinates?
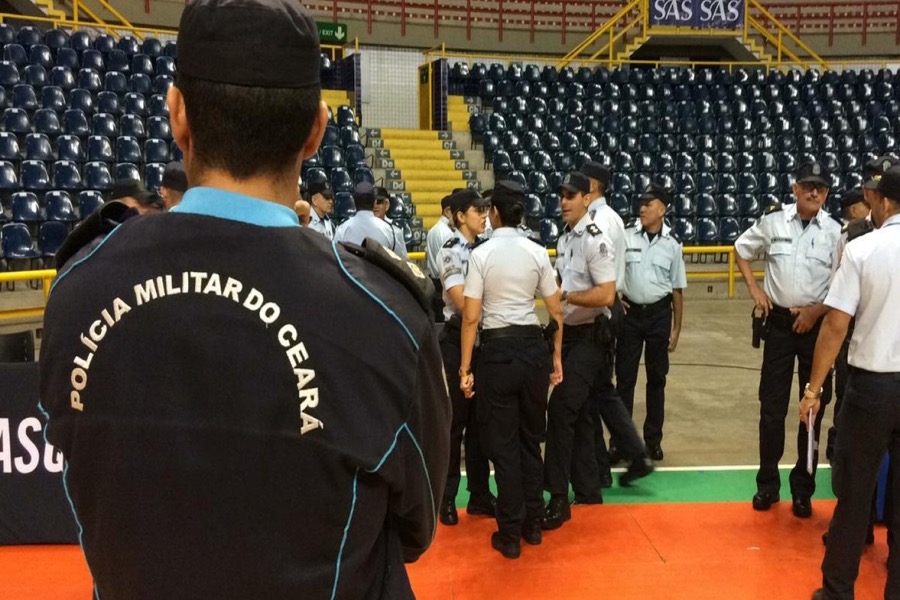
[736,160,842,519]
[335,182,408,258]
[305,177,335,239]
[615,183,687,462]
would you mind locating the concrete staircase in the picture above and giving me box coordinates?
[447,95,474,133]
[365,128,491,230]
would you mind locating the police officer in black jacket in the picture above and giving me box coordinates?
[39,2,450,598]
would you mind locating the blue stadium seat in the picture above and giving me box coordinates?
[52,160,82,191]
[76,68,102,92]
[81,49,105,73]
[96,90,120,115]
[11,191,41,224]
[56,134,85,163]
[41,85,66,113]
[0,60,20,87]
[719,217,741,244]
[55,47,80,71]
[147,116,172,140]
[118,35,140,56]
[696,193,717,218]
[343,143,366,169]
[129,73,152,95]
[718,173,738,194]
[0,160,18,196]
[3,43,27,69]
[33,108,61,137]
[674,217,696,245]
[121,114,146,139]
[22,64,47,88]
[539,218,559,247]
[82,161,113,191]
[351,166,374,186]
[106,49,130,74]
[20,160,50,192]
[93,33,115,53]
[154,56,176,79]
[44,190,79,222]
[2,222,40,262]
[39,220,69,259]
[145,162,165,191]
[141,37,162,58]
[0,132,19,162]
[333,192,355,221]
[696,153,716,174]
[105,71,128,94]
[31,41,57,67]
[86,135,114,163]
[114,162,140,181]
[758,151,776,172]
[164,42,177,59]
[116,136,142,164]
[68,30,91,53]
[553,151,574,172]
[91,112,118,137]
[697,217,719,244]
[21,134,52,163]
[148,94,169,118]
[3,107,30,137]
[78,190,105,218]
[718,194,739,217]
[330,167,352,193]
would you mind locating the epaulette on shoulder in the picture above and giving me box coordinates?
[846,218,875,242]
[625,217,638,228]
[667,229,682,244]
[830,212,844,226]
[765,202,783,215]
[442,236,461,249]
[586,223,602,236]
[342,237,434,315]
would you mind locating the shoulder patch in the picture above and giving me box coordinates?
[442,236,461,249]
[668,229,682,244]
[765,201,783,214]
[341,238,435,315]
[846,218,875,242]
[586,223,602,236]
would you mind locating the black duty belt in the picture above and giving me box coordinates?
[481,325,543,342]
[624,294,672,316]
[563,323,594,340]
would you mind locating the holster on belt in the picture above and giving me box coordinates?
[593,314,616,367]
[751,307,768,348]
[542,320,559,356]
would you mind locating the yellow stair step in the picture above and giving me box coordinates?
[404,180,467,193]
[383,139,450,150]
[409,191,449,203]
[393,158,465,170]
[422,216,441,229]
[402,169,466,180]
[380,128,442,140]
[412,203,444,218]
[388,148,456,160]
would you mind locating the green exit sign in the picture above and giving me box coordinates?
[317,21,348,45]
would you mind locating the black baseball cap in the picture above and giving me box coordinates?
[111,178,164,209]
[839,187,865,209]
[306,177,333,198]
[795,161,830,186]
[876,165,900,201]
[492,180,525,208]
[161,161,187,192]
[863,155,900,189]
[580,161,611,187]
[638,183,671,206]
[440,194,454,210]
[177,0,320,89]
[559,171,590,195]
[373,186,391,201]
[449,188,490,214]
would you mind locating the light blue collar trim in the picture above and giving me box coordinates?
[170,187,300,228]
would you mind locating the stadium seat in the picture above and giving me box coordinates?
[52,160,83,191]
[68,30,92,53]
[2,222,40,262]
[674,218,696,245]
[77,189,106,218]
[44,190,79,223]
[129,73,152,95]
[146,116,172,140]
[118,35,140,56]
[22,64,47,88]
[41,85,67,113]
[81,49,106,73]
[32,108,61,137]
[20,160,50,192]
[44,28,69,51]
[539,218,559,247]
[145,162,165,192]
[86,135,114,163]
[94,90,119,115]
[333,192,355,221]
[147,94,169,118]
[153,75,174,95]
[76,68,102,92]
[39,220,69,259]
[114,162,140,182]
[0,132,19,162]
[106,49,130,74]
[696,193,718,218]
[11,191,42,224]
[719,217,741,244]
[697,217,719,244]
[54,49,79,72]
[141,38,163,58]
[82,161,113,191]
[116,136,143,164]
[105,71,128,94]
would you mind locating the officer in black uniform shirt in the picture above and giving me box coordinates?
[39,2,450,598]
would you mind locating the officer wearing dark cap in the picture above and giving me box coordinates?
[459,180,564,558]
[40,1,449,598]
[615,183,687,462]
[437,188,495,526]
[735,160,842,518]
[375,185,407,253]
[803,165,900,600]
[304,176,335,239]
[426,193,456,322]
[335,182,409,258]
[111,178,165,214]
[160,161,188,210]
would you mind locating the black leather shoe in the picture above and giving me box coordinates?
[439,497,458,526]
[647,443,664,461]
[541,495,571,530]
[572,493,604,505]
[609,443,623,466]
[811,589,826,600]
[751,490,780,511]
[620,457,655,487]
[792,496,812,518]
[467,494,497,517]
[522,519,542,546]
[491,531,521,559]
[599,472,613,489]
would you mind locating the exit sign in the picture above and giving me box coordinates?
[317,22,348,45]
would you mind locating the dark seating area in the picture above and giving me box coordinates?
[456,61,897,245]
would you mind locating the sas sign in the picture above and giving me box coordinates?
[649,0,745,29]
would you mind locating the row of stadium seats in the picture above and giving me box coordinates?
[0,25,176,58]
[2,86,169,117]
[533,214,751,248]
[1,45,176,79]
[0,160,170,193]
[0,65,174,96]
[451,62,897,91]
[2,109,172,140]
[1,189,104,222]
[1,220,68,265]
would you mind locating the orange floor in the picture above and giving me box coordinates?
[0,500,889,599]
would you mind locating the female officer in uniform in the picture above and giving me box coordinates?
[459,181,564,559]
[437,189,495,526]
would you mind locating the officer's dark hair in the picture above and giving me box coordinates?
[495,201,525,227]
[177,73,321,180]
[355,195,376,211]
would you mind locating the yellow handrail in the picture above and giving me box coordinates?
[556,0,642,69]
[747,0,828,70]
[93,0,144,40]
[746,14,808,70]
[0,270,56,321]
[588,14,643,62]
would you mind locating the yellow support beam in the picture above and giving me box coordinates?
[747,0,828,70]
[557,0,642,69]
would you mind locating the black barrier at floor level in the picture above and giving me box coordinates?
[0,362,79,545]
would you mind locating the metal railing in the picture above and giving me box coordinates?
[0,270,56,321]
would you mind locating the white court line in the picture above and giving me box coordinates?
[462,464,831,476]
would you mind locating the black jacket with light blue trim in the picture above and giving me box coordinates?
[40,210,450,599]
